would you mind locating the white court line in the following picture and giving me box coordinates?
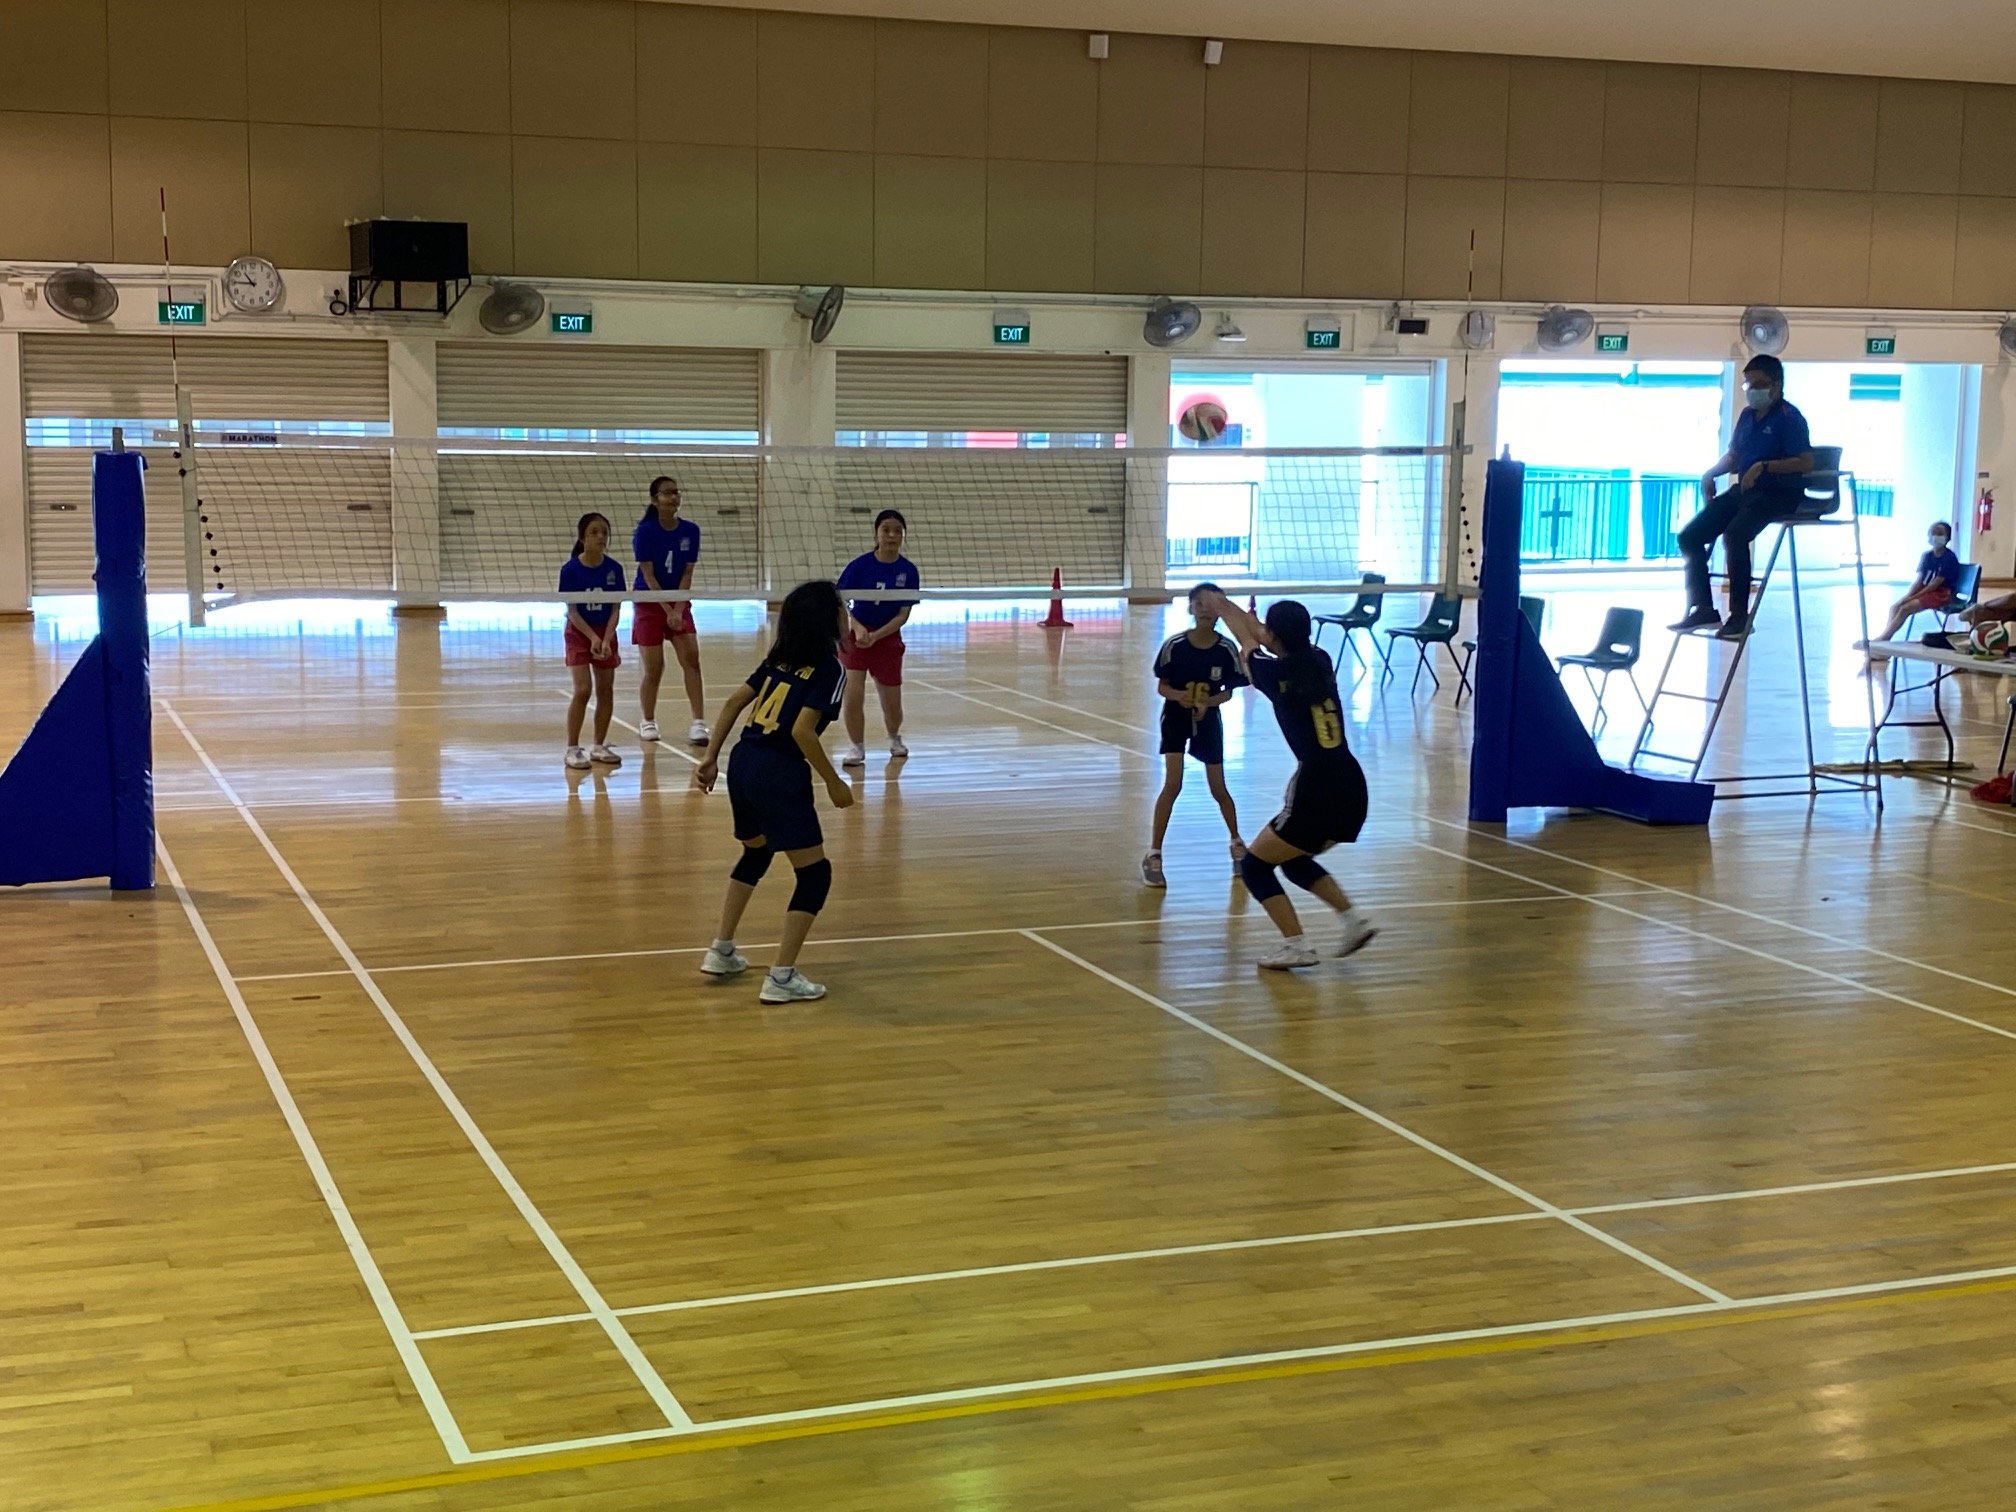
[1421,814,2016,1027]
[457,1247,2016,1461]
[410,1210,1550,1341]
[908,677,1155,760]
[1411,838,2016,1046]
[154,835,474,1463]
[158,698,699,1435]
[1021,930,1730,1305]
[227,894,1631,985]
[404,1150,2016,1344]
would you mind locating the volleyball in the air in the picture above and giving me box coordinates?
[1178,399,1229,444]
[1970,620,2012,656]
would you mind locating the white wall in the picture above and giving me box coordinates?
[5,261,2016,606]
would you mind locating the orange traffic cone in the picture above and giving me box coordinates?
[1041,568,1073,629]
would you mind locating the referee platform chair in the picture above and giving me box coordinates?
[1630,446,1882,804]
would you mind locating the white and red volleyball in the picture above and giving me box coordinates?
[1177,399,1229,444]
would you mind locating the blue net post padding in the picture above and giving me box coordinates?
[1468,458,1712,827]
[0,450,155,889]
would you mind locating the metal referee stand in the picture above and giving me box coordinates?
[1629,447,1883,810]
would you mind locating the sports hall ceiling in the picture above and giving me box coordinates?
[677,0,2016,84]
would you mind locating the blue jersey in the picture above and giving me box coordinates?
[1919,546,1962,590]
[837,551,920,632]
[738,656,844,758]
[1731,400,1811,482]
[1155,630,1246,704]
[633,513,701,593]
[558,553,626,629]
[1247,649,1350,769]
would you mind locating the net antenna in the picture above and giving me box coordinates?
[160,187,205,627]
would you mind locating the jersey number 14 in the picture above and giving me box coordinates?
[749,678,790,733]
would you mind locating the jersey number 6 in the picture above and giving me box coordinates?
[1311,700,1343,750]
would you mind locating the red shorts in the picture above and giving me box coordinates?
[631,600,696,646]
[1898,586,1954,615]
[565,623,621,667]
[839,630,905,685]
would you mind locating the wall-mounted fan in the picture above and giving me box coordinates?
[1144,297,1202,348]
[1742,305,1790,356]
[793,285,846,344]
[44,266,119,324]
[478,281,545,335]
[1459,310,1496,351]
[2001,318,2016,358]
[1536,305,1594,352]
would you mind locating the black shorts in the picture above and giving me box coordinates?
[727,742,823,852]
[1159,703,1225,766]
[1269,756,1368,854]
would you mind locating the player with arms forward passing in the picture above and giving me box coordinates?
[1142,582,1246,886]
[836,509,918,765]
[1198,591,1377,970]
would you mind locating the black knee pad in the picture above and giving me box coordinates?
[788,858,833,915]
[1281,856,1329,892]
[730,846,774,886]
[1238,850,1284,902]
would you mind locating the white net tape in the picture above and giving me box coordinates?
[168,435,1455,606]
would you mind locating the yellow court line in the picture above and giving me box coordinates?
[160,1269,2016,1512]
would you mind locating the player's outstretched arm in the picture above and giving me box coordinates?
[794,708,854,810]
[1198,590,1275,657]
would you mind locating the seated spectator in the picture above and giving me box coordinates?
[1865,522,1964,666]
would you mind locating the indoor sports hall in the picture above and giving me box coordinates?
[7,4,2016,1509]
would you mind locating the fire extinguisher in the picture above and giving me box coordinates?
[1980,488,1996,535]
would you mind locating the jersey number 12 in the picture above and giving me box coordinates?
[749,678,790,733]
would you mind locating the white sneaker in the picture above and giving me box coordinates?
[841,743,867,767]
[1337,912,1379,958]
[1141,851,1167,888]
[639,720,661,742]
[589,743,621,766]
[1258,940,1321,971]
[700,946,748,977]
[889,734,908,759]
[759,968,827,1003]
[688,719,711,745]
[564,746,591,770]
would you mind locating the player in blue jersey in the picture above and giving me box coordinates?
[694,580,855,1003]
[558,512,627,771]
[1198,590,1377,970]
[1142,582,1246,887]
[836,509,919,765]
[631,475,710,746]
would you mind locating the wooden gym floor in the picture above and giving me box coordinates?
[7,580,2016,1511]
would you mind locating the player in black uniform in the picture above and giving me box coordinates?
[1143,582,1246,887]
[694,580,854,1002]
[1197,590,1377,970]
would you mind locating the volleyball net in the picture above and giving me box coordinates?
[160,433,1459,612]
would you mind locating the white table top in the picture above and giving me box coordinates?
[1871,639,2016,676]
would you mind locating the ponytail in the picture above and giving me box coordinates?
[1264,599,1331,695]
[642,475,680,527]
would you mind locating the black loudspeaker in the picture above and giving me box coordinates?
[348,219,469,283]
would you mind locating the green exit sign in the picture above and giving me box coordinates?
[1306,327,1341,350]
[1596,330,1629,354]
[993,322,1031,345]
[1866,333,1897,356]
[158,299,205,326]
[551,311,592,335]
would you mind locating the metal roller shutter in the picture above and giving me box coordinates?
[834,351,1127,434]
[435,343,762,595]
[833,352,1129,587]
[21,334,389,594]
[436,344,760,431]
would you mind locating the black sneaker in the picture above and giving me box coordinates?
[1668,607,1722,632]
[1715,616,1751,641]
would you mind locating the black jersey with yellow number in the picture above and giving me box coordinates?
[1246,649,1350,767]
[736,655,844,758]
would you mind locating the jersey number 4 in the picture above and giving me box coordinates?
[749,678,790,733]
[1311,699,1343,750]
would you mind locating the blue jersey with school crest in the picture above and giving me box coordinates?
[837,551,920,632]
[738,656,844,758]
[558,554,626,629]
